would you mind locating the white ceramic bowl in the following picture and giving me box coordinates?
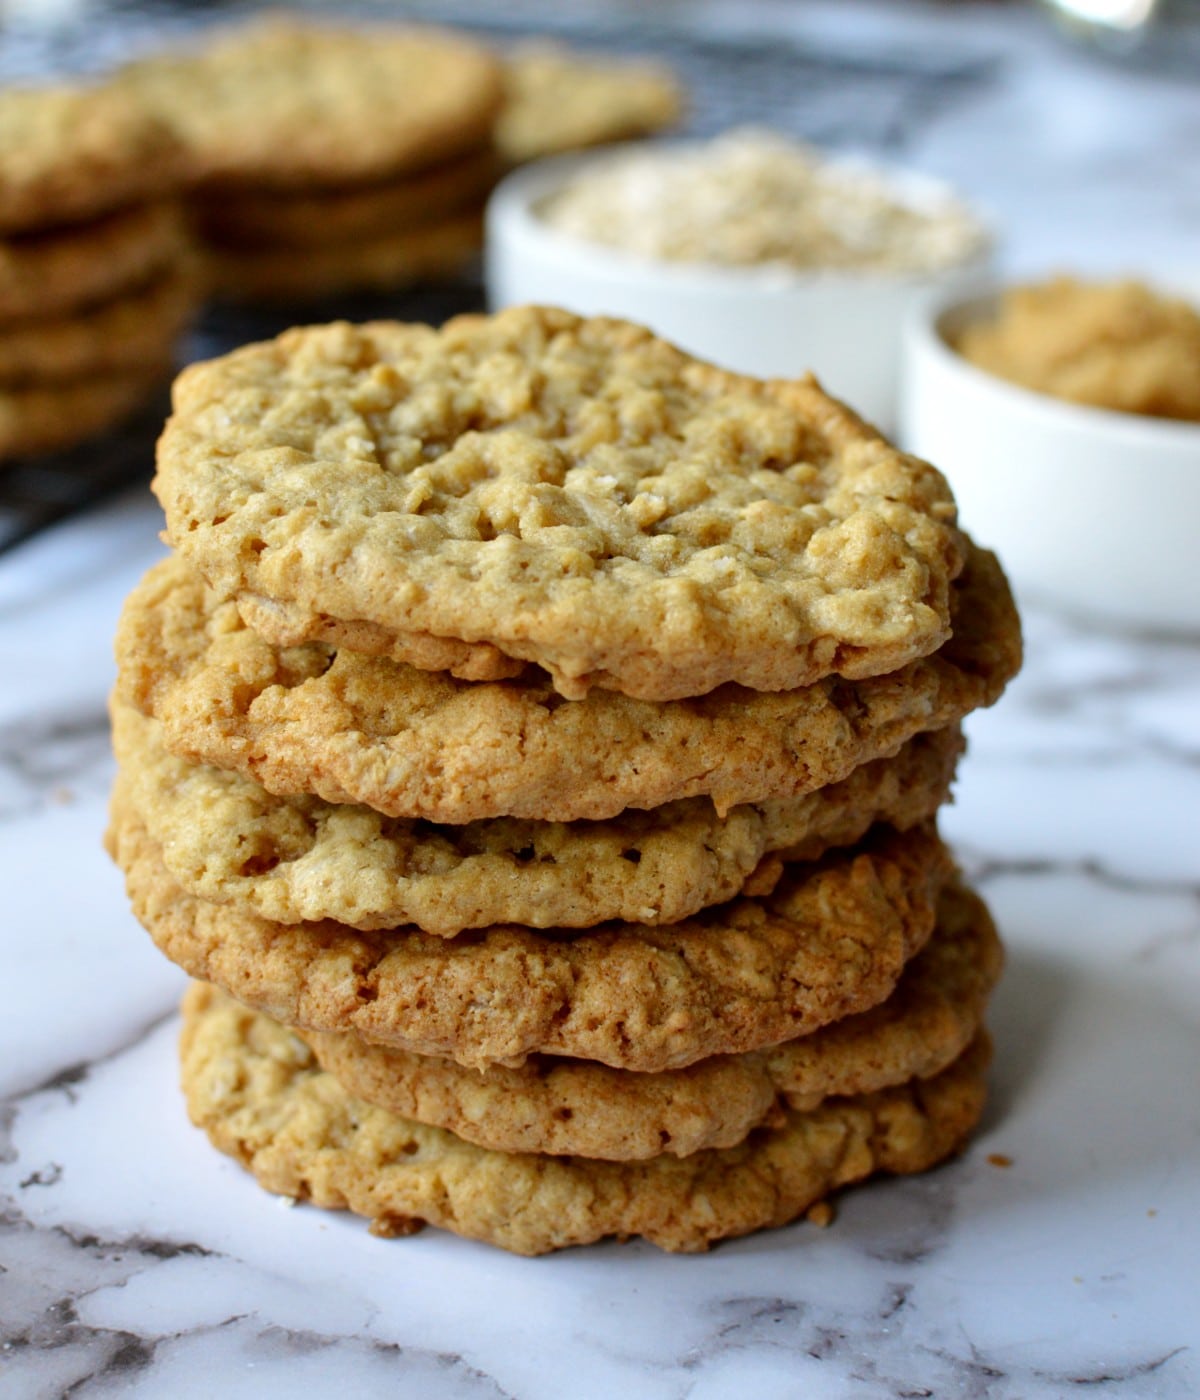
[485,146,992,432]
[900,287,1200,633]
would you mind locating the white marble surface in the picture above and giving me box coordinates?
[2,3,1200,1397]
[2,499,1198,1400]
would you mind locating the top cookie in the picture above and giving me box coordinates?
[117,18,504,191]
[0,83,183,236]
[155,308,964,701]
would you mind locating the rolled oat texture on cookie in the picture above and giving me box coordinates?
[153,307,966,701]
[298,880,1002,1160]
[114,540,1018,823]
[102,291,1020,1256]
[112,697,963,935]
[109,804,952,1073]
[180,983,992,1254]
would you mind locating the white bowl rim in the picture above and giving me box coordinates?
[906,283,1200,450]
[487,141,995,293]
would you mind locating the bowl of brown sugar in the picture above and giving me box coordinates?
[901,275,1200,633]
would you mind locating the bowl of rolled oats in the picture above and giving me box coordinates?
[486,128,992,429]
[900,277,1200,633]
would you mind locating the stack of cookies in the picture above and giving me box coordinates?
[117,19,505,305]
[0,84,197,460]
[107,307,1022,1255]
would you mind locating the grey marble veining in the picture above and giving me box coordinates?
[0,709,113,824]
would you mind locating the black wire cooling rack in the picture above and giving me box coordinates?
[0,1,997,555]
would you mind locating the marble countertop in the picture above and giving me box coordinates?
[2,3,1200,1397]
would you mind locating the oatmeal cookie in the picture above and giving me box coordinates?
[0,83,183,236]
[496,42,684,165]
[109,805,951,1072]
[0,363,167,461]
[233,593,523,682]
[193,149,499,250]
[117,18,503,191]
[302,880,1000,1159]
[0,266,196,383]
[0,201,187,322]
[180,983,990,1255]
[204,214,482,303]
[153,307,964,700]
[115,541,1018,824]
[113,700,961,935]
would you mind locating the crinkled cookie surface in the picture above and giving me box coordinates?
[154,307,964,699]
[0,84,183,235]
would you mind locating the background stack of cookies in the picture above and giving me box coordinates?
[0,85,197,461]
[115,18,682,307]
[0,14,686,470]
[117,20,506,306]
[107,307,1021,1255]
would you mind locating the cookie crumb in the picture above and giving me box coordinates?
[987,1152,1013,1168]
[369,1213,425,1239]
[806,1200,835,1228]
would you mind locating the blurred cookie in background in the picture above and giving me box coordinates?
[0,201,187,324]
[203,213,485,305]
[0,83,196,462]
[0,83,183,237]
[115,19,686,306]
[496,41,685,164]
[191,148,500,252]
[117,18,504,304]
[117,17,504,192]
[0,365,171,460]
